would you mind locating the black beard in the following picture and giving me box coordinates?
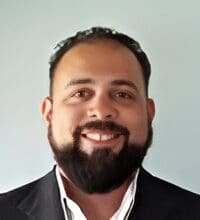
[48,120,153,194]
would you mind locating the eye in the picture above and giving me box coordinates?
[74,90,89,97]
[114,92,132,99]
[64,89,93,104]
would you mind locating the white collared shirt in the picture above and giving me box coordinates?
[55,166,139,220]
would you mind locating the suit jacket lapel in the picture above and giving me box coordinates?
[17,169,65,220]
[128,167,169,220]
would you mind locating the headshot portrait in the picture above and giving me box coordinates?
[0,1,200,220]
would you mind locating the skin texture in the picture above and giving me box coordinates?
[41,39,155,219]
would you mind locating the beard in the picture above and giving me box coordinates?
[48,120,153,194]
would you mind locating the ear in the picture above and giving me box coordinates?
[41,97,52,127]
[147,98,155,122]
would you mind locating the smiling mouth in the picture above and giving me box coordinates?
[81,133,120,141]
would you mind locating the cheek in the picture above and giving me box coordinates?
[121,107,149,144]
[50,105,84,144]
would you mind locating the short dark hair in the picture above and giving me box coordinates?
[49,27,151,96]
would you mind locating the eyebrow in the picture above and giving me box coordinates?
[111,80,138,91]
[65,78,138,91]
[65,78,95,88]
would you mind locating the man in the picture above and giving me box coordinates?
[0,27,200,220]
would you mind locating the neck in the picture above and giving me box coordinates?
[59,169,135,220]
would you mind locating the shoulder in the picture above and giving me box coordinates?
[0,169,55,207]
[0,168,65,220]
[139,168,200,200]
[135,167,200,219]
[0,179,40,220]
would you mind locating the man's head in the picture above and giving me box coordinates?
[41,27,155,194]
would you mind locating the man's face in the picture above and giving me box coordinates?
[42,39,155,193]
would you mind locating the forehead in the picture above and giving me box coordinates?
[53,39,145,91]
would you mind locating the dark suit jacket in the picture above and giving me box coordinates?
[0,167,200,220]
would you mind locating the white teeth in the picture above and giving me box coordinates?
[87,133,101,141]
[86,133,115,141]
[101,134,114,141]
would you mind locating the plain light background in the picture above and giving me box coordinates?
[0,0,200,194]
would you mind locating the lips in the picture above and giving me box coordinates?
[81,129,122,143]
[74,121,128,154]
[80,130,124,154]
[82,133,120,141]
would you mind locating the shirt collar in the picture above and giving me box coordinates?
[56,166,139,220]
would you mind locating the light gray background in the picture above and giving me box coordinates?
[0,0,200,194]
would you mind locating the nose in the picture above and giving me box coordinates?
[87,93,118,120]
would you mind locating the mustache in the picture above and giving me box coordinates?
[73,120,130,138]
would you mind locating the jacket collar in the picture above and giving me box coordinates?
[16,167,173,220]
[129,167,172,220]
